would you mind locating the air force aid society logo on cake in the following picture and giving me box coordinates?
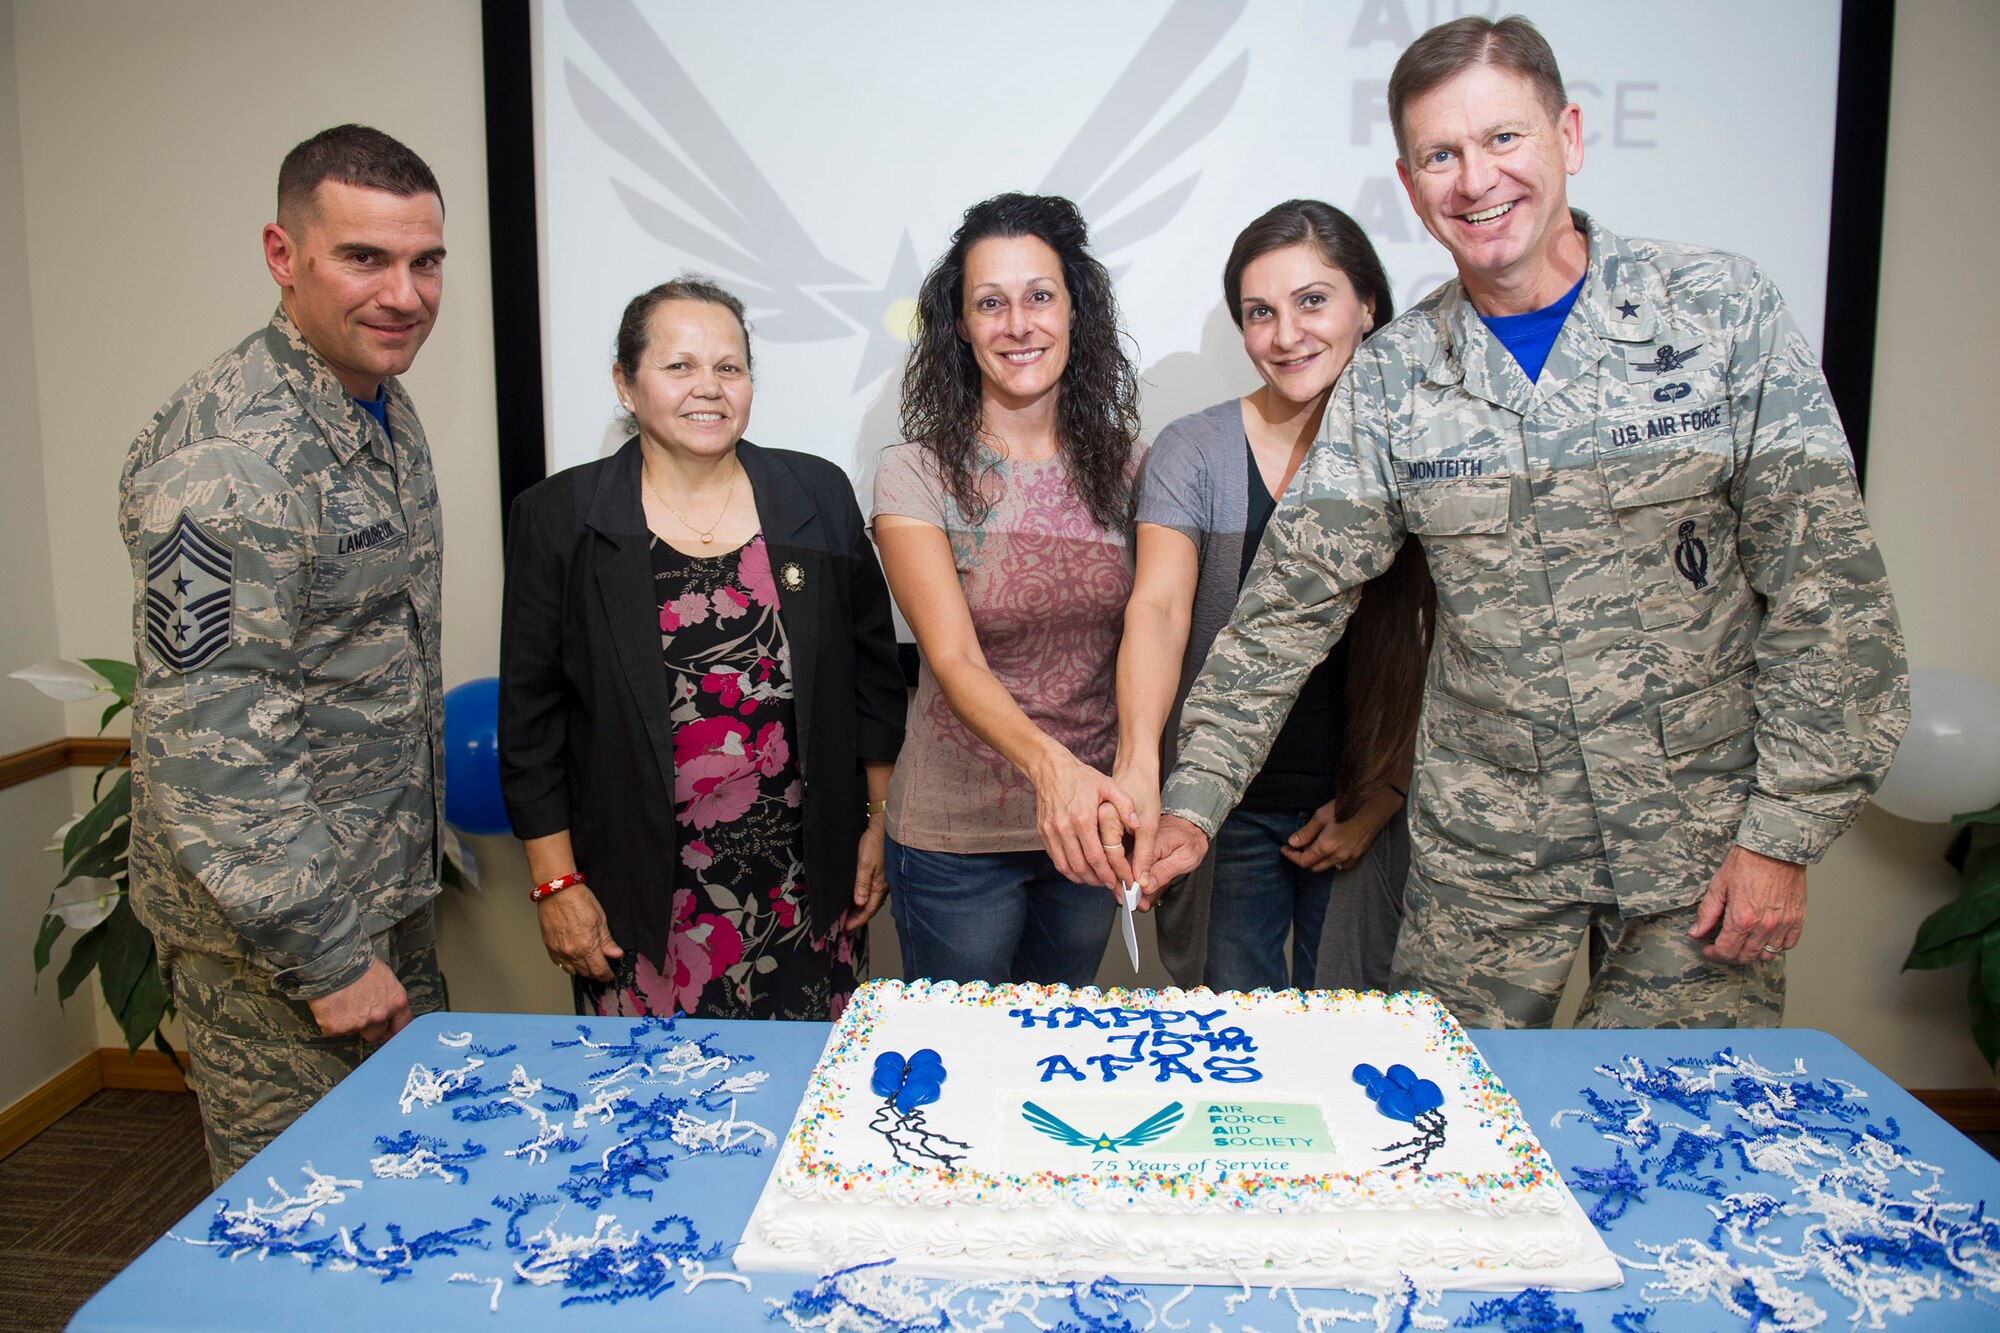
[1022,1100,1184,1155]
[144,511,235,672]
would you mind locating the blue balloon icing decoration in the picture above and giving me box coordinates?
[871,1048,947,1112]
[1353,1061,1444,1124]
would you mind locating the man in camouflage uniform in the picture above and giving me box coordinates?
[1145,17,1907,1028]
[119,125,448,1180]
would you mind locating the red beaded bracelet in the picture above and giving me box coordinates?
[530,871,586,903]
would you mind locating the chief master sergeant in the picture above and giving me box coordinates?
[1144,16,1908,1028]
[119,124,448,1180]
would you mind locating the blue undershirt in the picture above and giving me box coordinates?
[1479,273,1585,382]
[354,390,390,439]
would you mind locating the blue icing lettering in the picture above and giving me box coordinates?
[1036,1054,1085,1082]
[1026,1010,1267,1086]
[1204,1056,1263,1083]
[1087,1052,1145,1081]
[1199,1026,1257,1053]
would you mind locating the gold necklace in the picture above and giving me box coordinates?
[644,458,738,544]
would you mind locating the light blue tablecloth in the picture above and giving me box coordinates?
[70,1014,2000,1331]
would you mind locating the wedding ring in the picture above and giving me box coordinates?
[1760,945,1780,955]
[1102,843,1122,850]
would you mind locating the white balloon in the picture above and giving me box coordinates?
[1873,669,2000,823]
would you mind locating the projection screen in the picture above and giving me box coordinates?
[502,0,1868,506]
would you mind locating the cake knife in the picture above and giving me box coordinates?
[1119,881,1141,972]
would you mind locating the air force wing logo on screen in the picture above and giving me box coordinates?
[566,0,1248,391]
[144,512,234,672]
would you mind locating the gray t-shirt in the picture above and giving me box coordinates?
[1136,399,1344,807]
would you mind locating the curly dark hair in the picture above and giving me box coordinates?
[898,193,1141,531]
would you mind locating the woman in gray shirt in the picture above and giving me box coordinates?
[1115,200,1433,991]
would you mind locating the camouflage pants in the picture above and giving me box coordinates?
[166,906,444,1185]
[1391,867,1783,1029]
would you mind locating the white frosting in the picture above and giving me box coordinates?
[737,981,1624,1291]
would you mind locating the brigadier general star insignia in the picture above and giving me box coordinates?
[144,511,235,672]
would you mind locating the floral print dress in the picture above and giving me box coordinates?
[580,533,862,1021]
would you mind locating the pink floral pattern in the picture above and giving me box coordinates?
[871,444,1139,852]
[581,533,860,1022]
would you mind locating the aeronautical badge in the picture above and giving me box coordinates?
[1672,517,1711,590]
[143,512,235,672]
[779,561,806,592]
[1630,342,1703,375]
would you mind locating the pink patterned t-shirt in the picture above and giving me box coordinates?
[871,441,1138,853]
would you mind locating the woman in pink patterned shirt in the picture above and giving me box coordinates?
[872,193,1144,985]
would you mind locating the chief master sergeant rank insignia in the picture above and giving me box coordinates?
[143,511,235,672]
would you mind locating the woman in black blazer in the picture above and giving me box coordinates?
[499,277,904,1020]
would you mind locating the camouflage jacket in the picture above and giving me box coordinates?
[1163,213,1908,914]
[119,308,444,997]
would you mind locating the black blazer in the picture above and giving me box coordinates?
[498,438,905,962]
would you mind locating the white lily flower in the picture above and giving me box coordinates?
[48,877,120,930]
[44,814,82,854]
[10,660,110,702]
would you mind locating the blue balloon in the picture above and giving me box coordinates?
[443,677,511,835]
[1352,1060,1444,1125]
[869,1048,949,1111]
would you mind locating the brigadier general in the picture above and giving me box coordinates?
[1143,16,1908,1029]
[119,125,448,1180]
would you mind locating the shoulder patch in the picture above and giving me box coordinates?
[143,512,235,672]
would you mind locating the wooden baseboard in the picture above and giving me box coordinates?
[0,735,130,792]
[0,1051,100,1161]
[1911,1088,2000,1132]
[98,1047,188,1094]
[0,1047,191,1162]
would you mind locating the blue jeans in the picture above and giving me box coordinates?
[1204,805,1409,993]
[886,837,1117,986]
[1205,809,1331,990]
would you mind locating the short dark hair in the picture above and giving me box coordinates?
[276,124,442,227]
[1388,15,1567,162]
[1221,200,1395,333]
[899,192,1140,531]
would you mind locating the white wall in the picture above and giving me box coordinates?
[0,0,1992,1105]
[0,0,98,1110]
[1789,0,2000,1086]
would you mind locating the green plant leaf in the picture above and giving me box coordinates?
[63,770,130,867]
[80,658,135,704]
[1904,885,2000,969]
[150,1022,184,1072]
[1946,825,1973,874]
[1965,839,2000,887]
[98,695,129,733]
[91,750,131,801]
[32,911,66,979]
[57,821,128,889]
[116,948,170,1058]
[1973,970,2000,1071]
[1982,938,2000,1010]
[55,921,107,1003]
[94,898,153,1016]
